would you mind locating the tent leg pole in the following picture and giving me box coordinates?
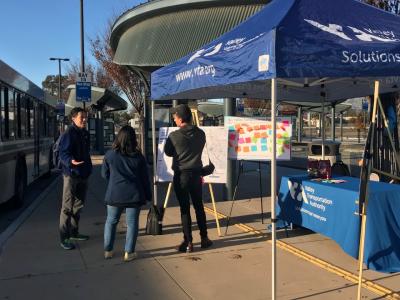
[271,78,277,300]
[163,182,172,209]
[322,97,326,160]
[357,81,379,300]
[208,183,221,237]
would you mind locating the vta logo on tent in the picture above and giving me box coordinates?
[187,33,265,64]
[304,19,399,42]
[288,180,309,204]
[188,43,223,64]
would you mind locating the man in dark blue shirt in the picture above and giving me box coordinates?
[58,107,92,250]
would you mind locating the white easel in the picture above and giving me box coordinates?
[162,109,222,237]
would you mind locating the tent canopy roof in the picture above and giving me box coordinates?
[151,0,400,101]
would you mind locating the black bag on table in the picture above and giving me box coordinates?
[331,161,350,176]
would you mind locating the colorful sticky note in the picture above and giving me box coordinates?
[260,138,267,144]
[243,146,250,152]
[260,125,267,130]
[277,146,284,155]
[254,132,260,138]
[251,145,257,152]
[261,145,267,151]
[238,138,245,144]
[252,137,258,143]
[245,137,251,143]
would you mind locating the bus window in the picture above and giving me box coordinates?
[20,96,27,137]
[26,98,31,137]
[29,99,34,137]
[8,89,15,139]
[48,107,55,138]
[38,104,46,137]
[43,105,47,136]
[1,87,9,139]
[16,93,22,138]
[0,86,4,139]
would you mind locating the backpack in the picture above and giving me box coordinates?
[53,131,67,170]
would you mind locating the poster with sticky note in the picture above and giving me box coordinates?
[156,126,228,183]
[225,116,292,160]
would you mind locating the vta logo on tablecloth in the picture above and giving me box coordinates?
[288,180,309,204]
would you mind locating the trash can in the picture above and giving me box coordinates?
[307,140,341,165]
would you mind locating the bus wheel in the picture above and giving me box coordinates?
[13,162,27,208]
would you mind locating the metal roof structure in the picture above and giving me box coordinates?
[280,101,352,114]
[110,0,269,73]
[66,85,127,113]
[0,59,44,101]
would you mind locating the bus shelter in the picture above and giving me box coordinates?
[66,85,127,154]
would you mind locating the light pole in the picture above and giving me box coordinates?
[49,57,69,102]
[80,0,86,110]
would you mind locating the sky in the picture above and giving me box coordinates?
[0,0,143,88]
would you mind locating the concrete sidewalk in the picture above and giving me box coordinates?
[0,156,398,299]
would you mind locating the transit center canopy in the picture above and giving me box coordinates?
[151,0,400,102]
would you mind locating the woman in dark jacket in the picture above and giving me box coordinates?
[101,126,151,261]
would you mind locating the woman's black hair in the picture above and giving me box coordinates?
[112,125,139,156]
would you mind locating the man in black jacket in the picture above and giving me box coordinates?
[58,107,92,250]
[164,104,212,253]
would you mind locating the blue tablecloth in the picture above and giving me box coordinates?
[277,175,400,273]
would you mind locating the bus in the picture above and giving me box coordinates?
[0,60,56,206]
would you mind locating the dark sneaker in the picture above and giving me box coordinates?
[60,239,75,250]
[201,238,213,249]
[177,241,193,253]
[70,234,89,241]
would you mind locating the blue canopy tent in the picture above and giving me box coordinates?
[151,0,400,298]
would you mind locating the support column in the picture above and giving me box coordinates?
[331,105,336,141]
[151,101,158,207]
[340,112,343,141]
[96,110,104,155]
[224,98,236,201]
[297,107,302,142]
[319,113,322,138]
[143,96,149,160]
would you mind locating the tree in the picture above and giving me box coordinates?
[64,61,117,93]
[90,17,145,146]
[42,74,69,100]
[364,0,400,14]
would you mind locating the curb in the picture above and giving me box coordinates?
[0,175,60,252]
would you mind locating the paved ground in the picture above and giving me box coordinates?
[0,156,399,300]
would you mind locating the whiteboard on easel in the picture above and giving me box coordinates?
[225,116,292,161]
[156,126,228,183]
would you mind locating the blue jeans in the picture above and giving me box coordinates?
[104,206,141,253]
